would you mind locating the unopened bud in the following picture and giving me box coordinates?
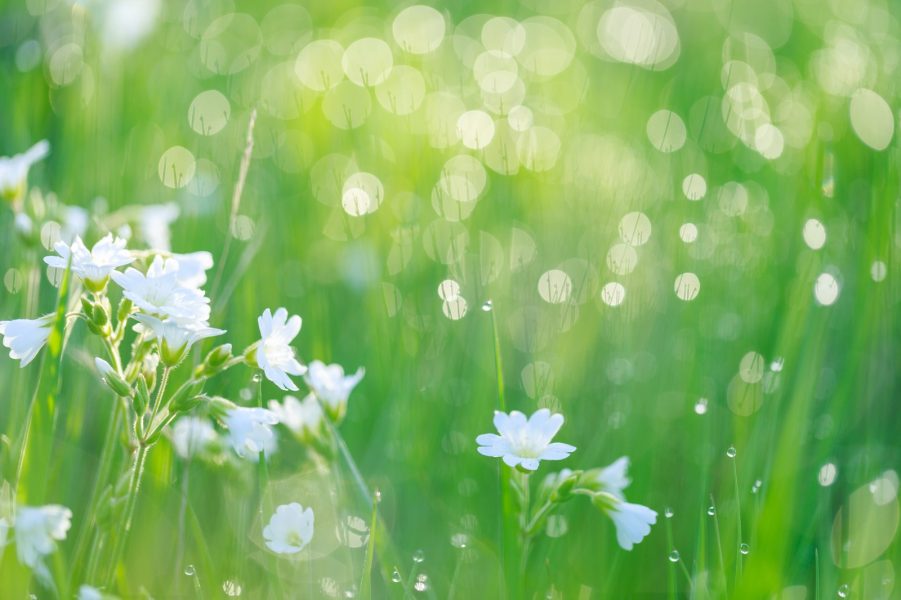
[134,374,151,415]
[95,358,132,398]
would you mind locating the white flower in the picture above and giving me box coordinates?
[224,407,278,460]
[0,140,49,201]
[133,314,224,366]
[255,308,306,392]
[476,409,576,471]
[263,503,314,554]
[0,313,55,367]
[595,456,631,500]
[169,417,217,458]
[304,360,364,421]
[268,394,324,442]
[139,203,179,251]
[171,251,214,288]
[44,234,134,291]
[112,255,211,323]
[606,501,657,551]
[77,585,104,600]
[14,504,72,570]
[60,205,89,242]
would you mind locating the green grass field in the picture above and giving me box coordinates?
[0,0,898,598]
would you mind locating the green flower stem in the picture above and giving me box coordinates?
[104,442,149,586]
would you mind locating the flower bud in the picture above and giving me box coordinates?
[243,344,259,368]
[160,338,188,368]
[550,469,583,503]
[133,374,151,415]
[206,343,232,368]
[116,297,133,324]
[169,381,205,413]
[95,358,132,398]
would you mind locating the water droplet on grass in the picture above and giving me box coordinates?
[184,564,196,576]
[251,373,262,383]
[391,568,402,583]
[726,446,737,458]
[481,299,493,312]
[740,543,750,555]
[707,506,716,516]
[668,550,680,562]
[664,507,674,518]
[413,549,425,563]
[837,584,849,597]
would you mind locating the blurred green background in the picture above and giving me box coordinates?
[0,0,899,597]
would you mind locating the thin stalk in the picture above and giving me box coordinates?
[517,471,531,590]
[68,398,124,585]
[104,443,149,586]
[665,516,677,600]
[732,458,743,583]
[488,305,505,412]
[710,494,728,597]
[210,109,257,300]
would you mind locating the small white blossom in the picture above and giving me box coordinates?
[606,501,657,551]
[268,394,324,442]
[169,417,218,459]
[0,313,55,367]
[133,314,224,366]
[0,140,49,201]
[304,360,364,422]
[77,585,104,600]
[139,203,179,251]
[255,308,306,392]
[476,409,576,471]
[14,504,72,571]
[171,251,214,288]
[44,234,134,291]
[112,255,211,323]
[263,503,314,554]
[224,407,278,460]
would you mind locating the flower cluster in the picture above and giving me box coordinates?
[477,409,656,551]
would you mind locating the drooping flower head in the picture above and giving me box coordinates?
[253,308,307,391]
[263,503,314,554]
[14,504,72,571]
[0,313,55,367]
[304,360,364,422]
[169,416,218,459]
[594,456,631,500]
[133,313,224,366]
[44,234,134,292]
[112,255,211,323]
[223,406,278,460]
[476,408,576,471]
[268,394,324,443]
[0,140,49,203]
[596,497,657,551]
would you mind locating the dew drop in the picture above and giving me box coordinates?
[481,300,493,312]
[413,549,425,563]
[837,583,849,598]
[694,398,708,415]
[391,568,402,583]
[184,564,196,576]
[414,574,429,592]
[374,488,382,503]
[707,506,716,516]
[740,543,750,555]
[252,373,263,384]
[726,446,737,458]
[450,532,469,548]
[664,507,674,518]
[668,550,680,562]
